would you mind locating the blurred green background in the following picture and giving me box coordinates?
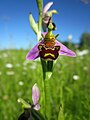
[0,38,90,119]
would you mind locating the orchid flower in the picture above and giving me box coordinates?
[32,83,40,111]
[42,2,57,31]
[18,83,40,110]
[18,83,40,120]
[26,32,76,61]
[27,2,76,61]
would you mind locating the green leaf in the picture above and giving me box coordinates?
[36,0,42,14]
[36,0,42,31]
[37,30,42,41]
[29,13,38,34]
[17,98,31,109]
[58,105,64,120]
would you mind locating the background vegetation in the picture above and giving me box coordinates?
[0,34,90,120]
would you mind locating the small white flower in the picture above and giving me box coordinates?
[5,63,13,68]
[30,64,36,70]
[6,71,15,75]
[3,53,8,58]
[73,75,79,80]
[18,81,24,86]
[23,60,30,66]
[77,49,89,56]
[83,66,88,71]
[0,71,2,75]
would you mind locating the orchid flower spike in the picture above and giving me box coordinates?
[32,83,40,111]
[42,2,57,31]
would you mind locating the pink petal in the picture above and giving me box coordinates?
[33,104,40,111]
[55,40,76,57]
[43,2,53,14]
[42,32,47,36]
[26,40,43,60]
[32,83,40,106]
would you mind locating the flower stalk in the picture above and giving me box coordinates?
[24,0,76,119]
[36,0,42,31]
[41,59,53,119]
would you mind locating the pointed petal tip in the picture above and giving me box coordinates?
[69,50,76,57]
[55,40,76,57]
[43,1,53,14]
[33,83,37,87]
[60,50,76,57]
[72,52,76,57]
[26,54,33,60]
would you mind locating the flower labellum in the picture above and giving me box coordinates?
[38,44,60,60]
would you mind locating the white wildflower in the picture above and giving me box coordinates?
[5,63,13,68]
[18,81,24,86]
[6,71,15,75]
[30,64,36,70]
[23,60,30,66]
[77,49,89,56]
[3,53,8,58]
[83,66,88,71]
[73,75,79,80]
[0,71,2,75]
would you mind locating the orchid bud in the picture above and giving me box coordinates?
[32,83,40,110]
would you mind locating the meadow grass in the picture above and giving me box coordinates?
[0,49,90,120]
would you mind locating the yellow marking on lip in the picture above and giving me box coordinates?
[44,53,55,58]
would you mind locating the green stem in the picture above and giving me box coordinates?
[41,59,53,119]
[36,0,42,31]
[44,72,51,120]
[58,82,64,120]
[40,59,46,118]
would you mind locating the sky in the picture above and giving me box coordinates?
[0,0,90,49]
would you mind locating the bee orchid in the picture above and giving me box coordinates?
[18,83,40,120]
[27,6,76,61]
[26,32,76,61]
